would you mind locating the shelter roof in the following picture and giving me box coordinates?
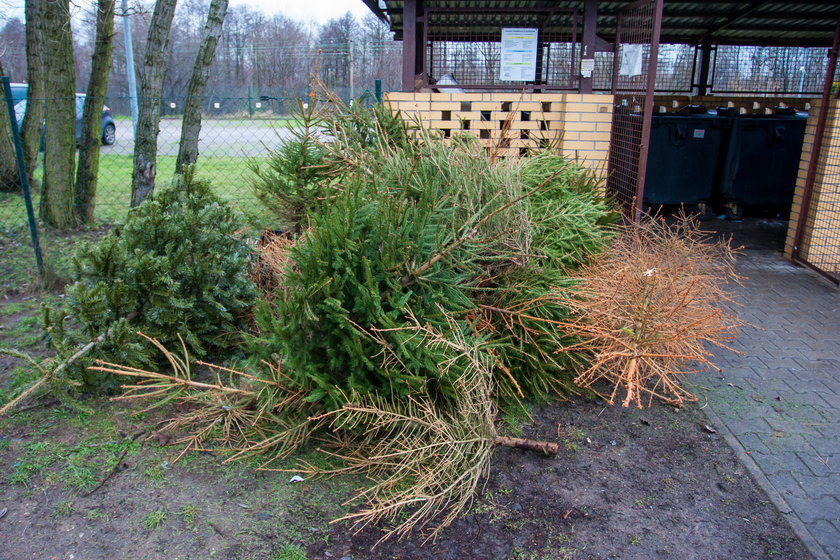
[362,0,840,47]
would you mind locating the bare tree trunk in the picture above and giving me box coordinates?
[175,0,228,175]
[39,0,77,229]
[21,0,46,191]
[75,0,116,224]
[130,0,178,207]
[0,59,21,193]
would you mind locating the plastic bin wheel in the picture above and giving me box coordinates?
[696,201,715,221]
[724,202,743,221]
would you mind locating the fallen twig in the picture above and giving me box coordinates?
[83,428,151,496]
[208,520,235,540]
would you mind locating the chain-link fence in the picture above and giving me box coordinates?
[0,88,385,294]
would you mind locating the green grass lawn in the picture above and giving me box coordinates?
[0,154,275,295]
[0,154,270,226]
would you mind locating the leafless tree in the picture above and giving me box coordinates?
[0,58,20,193]
[39,0,77,228]
[131,0,178,207]
[175,0,228,174]
[20,0,46,189]
[75,0,116,223]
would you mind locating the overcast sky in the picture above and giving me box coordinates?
[228,0,372,22]
[2,0,375,24]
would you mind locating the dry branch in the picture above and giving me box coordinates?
[494,435,559,455]
[297,313,560,545]
[553,214,745,408]
[89,332,316,465]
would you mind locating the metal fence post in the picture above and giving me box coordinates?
[790,16,840,283]
[2,76,45,278]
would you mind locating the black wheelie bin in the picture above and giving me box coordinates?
[643,107,731,219]
[717,107,807,219]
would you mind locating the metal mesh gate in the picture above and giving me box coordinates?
[605,0,664,219]
[791,18,840,284]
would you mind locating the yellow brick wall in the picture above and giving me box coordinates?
[383,92,614,179]
[784,99,840,275]
[784,101,819,259]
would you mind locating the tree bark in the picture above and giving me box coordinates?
[175,0,228,175]
[39,0,77,229]
[0,59,21,193]
[21,0,46,191]
[75,0,116,224]
[130,0,178,207]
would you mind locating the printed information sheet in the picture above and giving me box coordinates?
[500,28,538,81]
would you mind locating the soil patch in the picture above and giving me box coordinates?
[0,395,810,560]
[312,396,809,560]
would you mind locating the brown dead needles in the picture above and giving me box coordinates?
[90,333,319,467]
[90,316,557,545]
[252,228,298,299]
[306,318,498,544]
[554,215,745,408]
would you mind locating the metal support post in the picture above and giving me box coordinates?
[580,0,597,94]
[2,76,44,277]
[791,16,840,282]
[402,0,417,91]
[122,0,139,135]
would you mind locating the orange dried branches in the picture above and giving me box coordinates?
[554,215,745,408]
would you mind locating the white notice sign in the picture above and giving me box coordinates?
[500,28,538,82]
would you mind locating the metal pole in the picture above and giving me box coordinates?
[633,0,665,222]
[696,40,712,96]
[375,79,382,102]
[2,77,44,277]
[791,16,840,279]
[580,0,597,94]
[349,39,355,104]
[122,0,139,136]
[611,15,622,95]
[402,0,417,91]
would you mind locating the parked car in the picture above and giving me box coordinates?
[9,82,28,104]
[10,83,116,146]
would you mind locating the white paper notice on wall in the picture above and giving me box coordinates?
[619,44,644,77]
[500,28,538,82]
[580,58,595,78]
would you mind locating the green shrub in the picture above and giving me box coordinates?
[46,175,256,391]
[476,152,617,401]
[252,160,484,409]
[519,151,617,270]
[247,98,414,229]
[250,100,617,409]
[247,100,331,227]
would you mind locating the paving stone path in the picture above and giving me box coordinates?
[699,244,840,560]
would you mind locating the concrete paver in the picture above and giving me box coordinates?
[699,244,840,560]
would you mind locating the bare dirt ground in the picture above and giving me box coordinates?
[0,378,810,560]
